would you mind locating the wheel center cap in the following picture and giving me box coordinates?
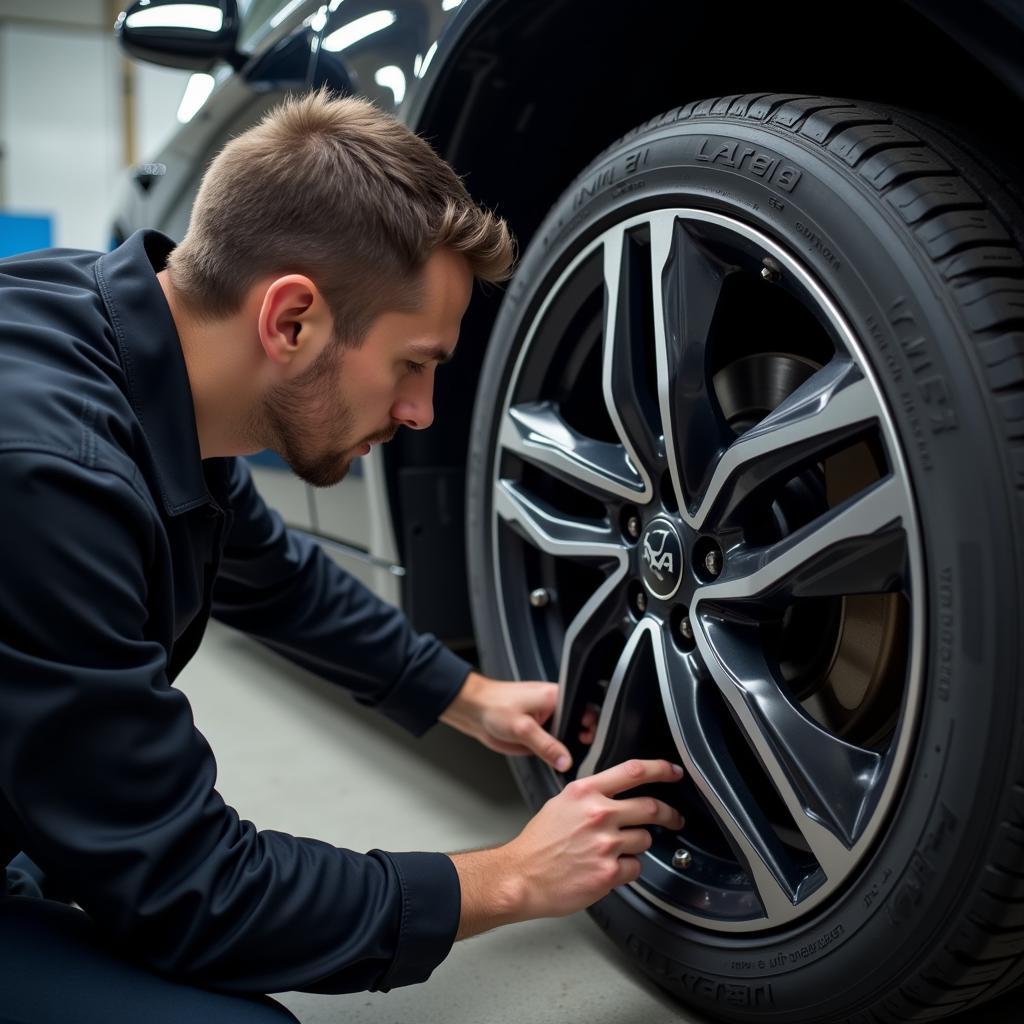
[640,517,684,600]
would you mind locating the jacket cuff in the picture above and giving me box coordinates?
[372,850,461,991]
[374,642,472,738]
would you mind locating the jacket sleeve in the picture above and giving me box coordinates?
[211,457,472,737]
[0,450,461,994]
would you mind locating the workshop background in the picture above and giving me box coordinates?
[0,1,191,255]
[1,3,1022,1024]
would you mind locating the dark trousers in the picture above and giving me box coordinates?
[1,859,299,1024]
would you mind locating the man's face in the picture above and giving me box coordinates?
[260,247,473,487]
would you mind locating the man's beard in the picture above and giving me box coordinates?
[257,344,359,488]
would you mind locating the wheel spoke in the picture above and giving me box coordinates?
[650,213,738,511]
[551,566,630,743]
[602,229,660,476]
[693,615,881,864]
[652,628,805,918]
[688,358,878,530]
[574,622,659,779]
[501,401,647,502]
[701,475,909,606]
[494,479,623,560]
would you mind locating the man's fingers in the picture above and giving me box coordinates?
[588,758,683,797]
[578,704,599,744]
[513,715,572,772]
[612,855,643,888]
[612,796,684,832]
[518,682,559,725]
[618,828,655,856]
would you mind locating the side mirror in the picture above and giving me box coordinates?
[115,0,245,72]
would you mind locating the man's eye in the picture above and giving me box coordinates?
[406,361,426,375]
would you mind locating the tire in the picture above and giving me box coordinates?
[466,94,1024,1023]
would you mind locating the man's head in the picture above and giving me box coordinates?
[164,90,514,485]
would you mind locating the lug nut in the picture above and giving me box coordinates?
[679,616,693,641]
[625,516,641,540]
[529,588,551,608]
[635,591,648,615]
[704,549,723,578]
[672,848,692,869]
[761,257,782,283]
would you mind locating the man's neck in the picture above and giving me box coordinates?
[157,269,260,460]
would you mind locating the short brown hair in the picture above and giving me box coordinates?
[167,89,515,343]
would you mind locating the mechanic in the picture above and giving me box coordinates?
[0,90,685,1023]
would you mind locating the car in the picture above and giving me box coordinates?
[112,1,1024,1021]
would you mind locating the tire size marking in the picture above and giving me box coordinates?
[938,565,954,701]
[887,297,959,436]
[863,865,895,910]
[729,925,846,974]
[887,803,958,929]
[785,924,845,964]
[794,220,842,270]
[695,137,802,193]
[612,179,645,199]
[574,166,616,211]
[624,147,649,174]
[867,311,935,470]
[867,294,962,472]
[627,935,774,1006]
[573,148,650,211]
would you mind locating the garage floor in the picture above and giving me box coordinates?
[180,622,1020,1024]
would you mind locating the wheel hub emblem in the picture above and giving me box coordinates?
[640,518,684,600]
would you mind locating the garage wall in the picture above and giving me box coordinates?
[0,23,121,250]
[0,1,190,252]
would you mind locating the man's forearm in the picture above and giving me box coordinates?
[447,847,526,940]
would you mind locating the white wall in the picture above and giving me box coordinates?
[0,2,191,252]
[0,22,121,249]
[0,0,107,30]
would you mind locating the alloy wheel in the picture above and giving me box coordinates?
[490,208,925,932]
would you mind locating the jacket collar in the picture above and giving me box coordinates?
[95,229,211,516]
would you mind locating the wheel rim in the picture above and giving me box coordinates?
[490,207,925,932]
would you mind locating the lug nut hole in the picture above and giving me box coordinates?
[621,506,641,542]
[670,605,695,652]
[694,537,724,581]
[628,581,648,618]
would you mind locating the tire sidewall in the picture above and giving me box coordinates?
[467,111,1021,1020]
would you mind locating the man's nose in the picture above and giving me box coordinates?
[391,377,435,431]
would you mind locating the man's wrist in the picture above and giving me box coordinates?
[448,844,528,940]
[439,670,487,734]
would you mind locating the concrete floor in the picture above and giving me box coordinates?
[179,622,1022,1024]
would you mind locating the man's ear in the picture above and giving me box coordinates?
[256,275,332,368]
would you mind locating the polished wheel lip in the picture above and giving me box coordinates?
[490,205,925,933]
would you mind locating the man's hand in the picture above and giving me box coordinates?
[450,759,685,939]
[440,671,598,772]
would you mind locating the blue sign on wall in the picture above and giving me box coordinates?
[0,213,53,258]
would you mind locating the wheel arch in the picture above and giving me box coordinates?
[386,0,1024,644]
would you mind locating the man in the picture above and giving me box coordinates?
[0,92,684,1022]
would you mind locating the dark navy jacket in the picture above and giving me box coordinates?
[0,230,471,993]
